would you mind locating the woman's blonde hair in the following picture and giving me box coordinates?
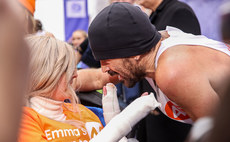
[26,35,79,107]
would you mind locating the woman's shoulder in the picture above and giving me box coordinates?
[22,106,53,124]
[20,107,46,134]
[63,103,97,116]
[63,103,87,110]
[22,106,39,118]
[63,103,102,123]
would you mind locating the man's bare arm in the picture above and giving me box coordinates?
[72,68,119,92]
[156,54,219,121]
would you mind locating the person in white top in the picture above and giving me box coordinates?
[88,2,230,124]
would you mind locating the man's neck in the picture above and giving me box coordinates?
[159,30,170,40]
[145,40,162,79]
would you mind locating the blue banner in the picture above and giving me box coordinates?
[64,0,89,41]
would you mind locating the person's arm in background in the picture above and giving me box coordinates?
[72,68,119,92]
[0,0,29,141]
[168,7,201,35]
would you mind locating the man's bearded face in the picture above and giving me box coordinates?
[101,58,146,88]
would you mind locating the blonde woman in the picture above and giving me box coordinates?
[18,35,103,141]
[18,35,160,142]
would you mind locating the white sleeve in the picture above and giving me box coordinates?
[102,83,120,124]
[102,83,128,142]
[90,93,161,142]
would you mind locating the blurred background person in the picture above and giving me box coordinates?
[135,0,201,142]
[136,0,200,33]
[220,1,230,44]
[0,0,30,141]
[75,38,101,69]
[187,2,230,142]
[111,0,135,3]
[35,19,55,37]
[71,30,88,50]
[204,81,230,142]
[70,30,89,69]
[18,0,36,34]
[35,19,43,33]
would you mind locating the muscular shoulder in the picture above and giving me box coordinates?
[155,46,200,97]
[156,45,195,73]
[155,46,222,120]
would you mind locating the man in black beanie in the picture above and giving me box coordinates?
[132,0,200,141]
[88,1,230,138]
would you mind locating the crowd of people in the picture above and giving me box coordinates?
[0,0,230,142]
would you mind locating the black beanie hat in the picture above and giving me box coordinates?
[88,2,161,60]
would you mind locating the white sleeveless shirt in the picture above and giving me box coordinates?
[146,26,230,124]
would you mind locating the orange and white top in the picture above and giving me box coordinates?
[18,97,103,142]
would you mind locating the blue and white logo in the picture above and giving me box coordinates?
[66,0,86,18]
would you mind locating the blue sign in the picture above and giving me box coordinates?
[64,0,89,41]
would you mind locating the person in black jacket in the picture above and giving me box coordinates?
[137,0,200,34]
[136,0,201,142]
